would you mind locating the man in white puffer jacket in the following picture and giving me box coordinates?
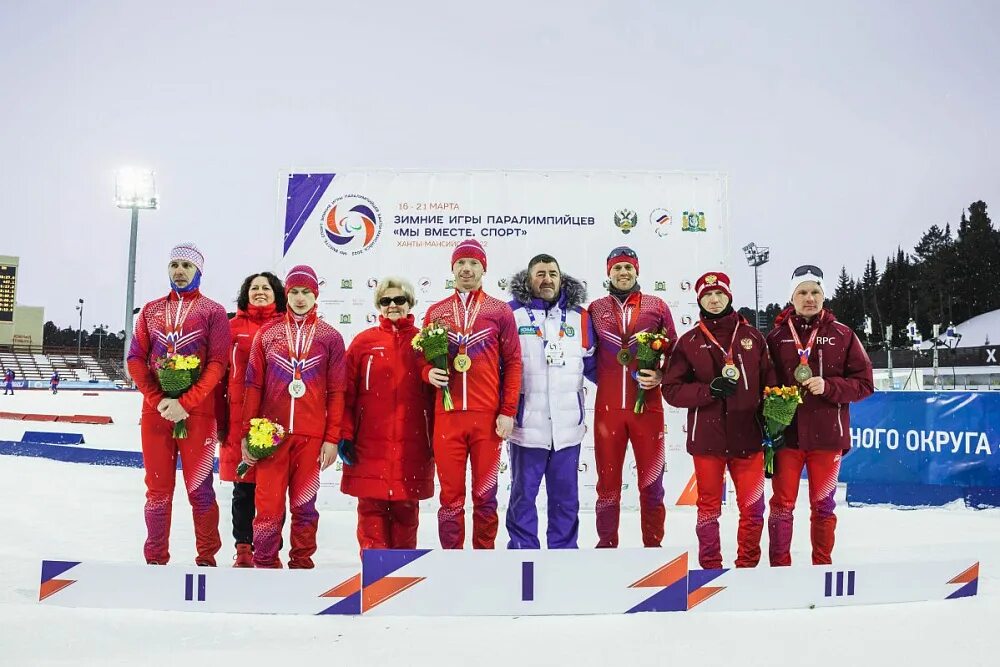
[506,254,596,549]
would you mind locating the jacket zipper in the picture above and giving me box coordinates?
[819,348,824,377]
[737,353,749,390]
[837,404,844,437]
[619,300,628,409]
[365,356,374,391]
[692,406,699,441]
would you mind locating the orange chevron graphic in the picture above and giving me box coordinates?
[948,562,979,585]
[362,576,425,610]
[39,578,76,601]
[675,473,698,505]
[687,586,726,609]
[629,553,688,589]
[320,573,361,598]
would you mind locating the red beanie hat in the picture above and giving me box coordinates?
[695,271,733,303]
[606,246,639,275]
[451,239,487,272]
[285,264,320,296]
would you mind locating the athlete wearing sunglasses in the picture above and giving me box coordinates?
[765,264,873,567]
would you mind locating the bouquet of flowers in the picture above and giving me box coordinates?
[155,354,201,438]
[411,321,454,411]
[761,385,803,478]
[237,417,287,478]
[633,331,669,414]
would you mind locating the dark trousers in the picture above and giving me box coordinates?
[232,482,256,545]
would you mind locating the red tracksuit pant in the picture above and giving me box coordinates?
[253,434,321,568]
[693,452,765,569]
[140,410,221,565]
[433,411,501,549]
[768,448,842,566]
[357,498,420,550]
[594,408,666,548]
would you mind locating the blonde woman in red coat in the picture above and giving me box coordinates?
[217,272,285,567]
[340,277,435,549]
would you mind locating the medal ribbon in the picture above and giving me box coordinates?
[451,290,484,356]
[164,294,197,355]
[284,313,317,381]
[616,294,640,355]
[697,318,741,369]
[787,319,819,367]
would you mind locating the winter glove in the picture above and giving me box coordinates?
[709,376,739,399]
[338,438,356,466]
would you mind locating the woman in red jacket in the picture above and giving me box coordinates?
[766,265,874,566]
[339,277,435,550]
[663,272,773,569]
[218,272,285,567]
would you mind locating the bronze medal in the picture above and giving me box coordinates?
[453,354,472,373]
[794,363,813,383]
[616,349,633,365]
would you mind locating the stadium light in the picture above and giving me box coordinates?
[94,323,107,360]
[742,242,770,329]
[116,167,158,381]
[75,299,84,361]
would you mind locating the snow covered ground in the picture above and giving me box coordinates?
[1,391,998,666]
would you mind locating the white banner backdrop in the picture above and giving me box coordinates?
[277,170,730,514]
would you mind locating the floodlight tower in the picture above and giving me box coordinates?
[115,168,158,379]
[742,242,770,329]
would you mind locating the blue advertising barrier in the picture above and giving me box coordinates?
[0,440,219,472]
[843,391,1000,507]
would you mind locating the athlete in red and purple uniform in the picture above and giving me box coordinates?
[241,265,345,568]
[589,246,677,548]
[127,242,229,566]
[766,265,873,566]
[421,239,522,549]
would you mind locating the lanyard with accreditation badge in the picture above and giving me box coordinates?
[451,291,483,373]
[525,304,568,366]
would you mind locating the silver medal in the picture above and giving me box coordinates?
[288,379,307,398]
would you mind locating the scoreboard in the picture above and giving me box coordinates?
[0,264,15,323]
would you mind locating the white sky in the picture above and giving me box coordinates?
[1,0,998,331]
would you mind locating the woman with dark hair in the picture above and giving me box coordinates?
[218,271,286,567]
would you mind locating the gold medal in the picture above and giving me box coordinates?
[794,363,813,383]
[453,354,472,373]
[721,363,741,382]
[616,349,633,365]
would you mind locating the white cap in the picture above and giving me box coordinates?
[790,265,824,299]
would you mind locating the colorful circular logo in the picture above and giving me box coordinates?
[650,208,672,237]
[320,194,382,256]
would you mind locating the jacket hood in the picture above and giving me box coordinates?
[509,270,587,309]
